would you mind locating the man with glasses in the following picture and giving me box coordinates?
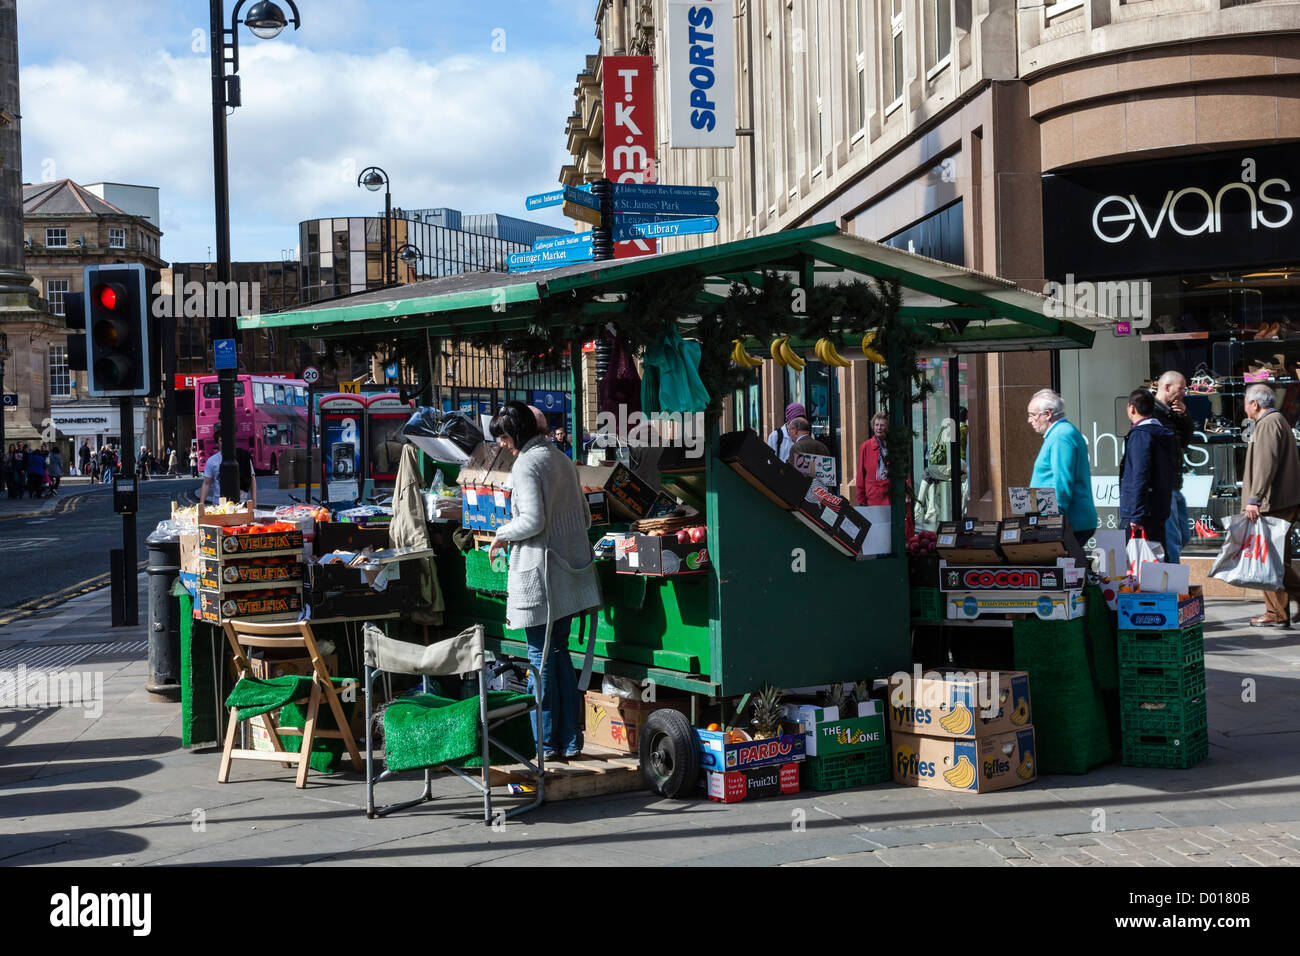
[1028,388,1098,550]
[1242,383,1300,628]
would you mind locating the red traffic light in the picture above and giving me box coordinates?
[94,282,125,311]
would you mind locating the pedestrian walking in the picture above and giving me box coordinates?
[26,444,48,499]
[3,445,16,498]
[17,443,29,498]
[47,446,63,495]
[1119,388,1176,550]
[1027,388,1098,550]
[767,402,806,463]
[1152,371,1193,563]
[138,445,150,481]
[78,439,92,478]
[1240,383,1300,628]
[856,411,892,506]
[99,444,115,484]
[189,444,199,477]
[167,446,178,476]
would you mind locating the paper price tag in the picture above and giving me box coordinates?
[1001,529,1019,542]
[493,490,506,508]
[465,489,478,506]
[938,535,956,546]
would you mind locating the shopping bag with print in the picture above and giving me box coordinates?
[1125,528,1165,577]
[1209,514,1289,591]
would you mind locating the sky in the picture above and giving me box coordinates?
[18,0,596,262]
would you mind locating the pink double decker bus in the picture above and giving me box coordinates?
[195,374,309,474]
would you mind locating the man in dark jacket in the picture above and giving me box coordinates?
[1153,372,1194,562]
[1119,388,1176,549]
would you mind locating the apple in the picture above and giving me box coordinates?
[676,529,691,544]
[689,526,706,544]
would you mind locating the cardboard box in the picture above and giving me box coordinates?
[583,691,690,753]
[647,491,680,518]
[805,708,887,757]
[936,520,1003,564]
[939,562,1079,592]
[706,762,800,803]
[198,526,303,559]
[997,515,1087,565]
[248,652,339,680]
[613,532,709,576]
[195,502,255,527]
[1007,487,1060,516]
[199,557,302,591]
[585,490,610,525]
[797,481,850,531]
[888,670,1033,740]
[604,462,659,519]
[1117,585,1205,630]
[781,703,839,727]
[178,529,201,594]
[891,728,1037,793]
[696,730,806,773]
[831,507,871,556]
[717,430,811,510]
[945,588,1087,621]
[198,586,303,624]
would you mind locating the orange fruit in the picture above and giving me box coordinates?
[706,722,721,732]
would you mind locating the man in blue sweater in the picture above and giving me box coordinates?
[1119,388,1176,549]
[1028,389,1098,549]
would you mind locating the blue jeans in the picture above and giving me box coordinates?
[524,614,581,755]
[1164,489,1188,564]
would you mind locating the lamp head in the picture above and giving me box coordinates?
[361,169,386,192]
[245,1,289,39]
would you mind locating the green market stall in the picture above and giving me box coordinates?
[239,223,1097,724]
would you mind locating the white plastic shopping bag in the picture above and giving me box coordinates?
[1125,529,1165,577]
[1209,514,1290,591]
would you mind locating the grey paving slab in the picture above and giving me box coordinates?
[874,842,1010,866]
[783,849,891,866]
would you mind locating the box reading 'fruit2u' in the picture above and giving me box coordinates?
[888,670,1032,740]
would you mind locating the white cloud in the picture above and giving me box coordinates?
[20,34,582,261]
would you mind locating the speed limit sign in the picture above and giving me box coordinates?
[302,366,320,385]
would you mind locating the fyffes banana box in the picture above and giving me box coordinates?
[892,728,1037,793]
[888,668,1032,740]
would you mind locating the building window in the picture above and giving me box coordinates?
[50,345,70,398]
[811,0,824,170]
[926,0,952,75]
[46,279,69,316]
[109,227,126,249]
[884,0,905,112]
[46,227,67,248]
[848,0,867,133]
[1044,0,1083,19]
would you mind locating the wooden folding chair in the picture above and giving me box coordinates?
[218,619,363,789]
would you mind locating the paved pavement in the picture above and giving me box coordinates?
[2,584,1298,867]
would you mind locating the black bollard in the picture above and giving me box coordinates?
[145,532,183,700]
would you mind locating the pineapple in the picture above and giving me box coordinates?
[749,684,784,740]
[847,680,872,715]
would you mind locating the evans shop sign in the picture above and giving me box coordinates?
[1042,143,1298,279]
[666,0,736,148]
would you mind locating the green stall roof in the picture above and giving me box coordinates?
[240,223,1104,352]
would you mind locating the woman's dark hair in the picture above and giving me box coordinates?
[489,400,539,448]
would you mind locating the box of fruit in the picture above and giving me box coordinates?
[706,762,800,803]
[199,557,302,591]
[891,728,1036,793]
[614,530,709,576]
[198,522,303,559]
[887,670,1032,740]
[696,729,806,773]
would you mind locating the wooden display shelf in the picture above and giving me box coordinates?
[485,744,644,801]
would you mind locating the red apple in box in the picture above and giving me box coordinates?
[688,526,706,544]
[676,529,691,544]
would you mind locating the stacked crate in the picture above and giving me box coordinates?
[790,700,891,791]
[1118,624,1208,769]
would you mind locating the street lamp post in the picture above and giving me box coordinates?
[358,167,393,285]
[209,0,300,504]
[395,242,421,280]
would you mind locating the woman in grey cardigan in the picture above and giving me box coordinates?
[488,402,601,760]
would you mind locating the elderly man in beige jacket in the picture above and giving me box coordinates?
[1242,383,1300,627]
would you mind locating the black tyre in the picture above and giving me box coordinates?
[639,708,700,799]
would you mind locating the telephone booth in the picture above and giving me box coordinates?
[318,393,366,503]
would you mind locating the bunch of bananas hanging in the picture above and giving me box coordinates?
[814,338,852,368]
[731,339,763,369]
[942,755,976,789]
[770,336,804,371]
[861,329,886,365]
[938,704,974,735]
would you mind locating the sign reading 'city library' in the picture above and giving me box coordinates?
[1043,143,1298,279]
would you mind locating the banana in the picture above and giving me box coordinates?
[862,330,886,365]
[814,338,829,365]
[770,337,788,367]
[740,340,763,368]
[1016,753,1035,780]
[938,704,973,735]
[822,339,852,368]
[943,755,976,789]
[731,340,746,367]
[779,338,805,371]
[1010,698,1029,726]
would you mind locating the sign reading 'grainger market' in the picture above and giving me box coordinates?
[1042,143,1297,280]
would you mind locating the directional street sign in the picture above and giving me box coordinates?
[508,243,594,272]
[612,183,719,203]
[525,189,566,210]
[532,232,594,253]
[563,185,602,211]
[610,196,719,217]
[613,216,719,242]
[563,200,603,227]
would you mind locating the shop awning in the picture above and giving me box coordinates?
[240,223,1100,352]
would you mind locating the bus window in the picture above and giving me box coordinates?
[202,382,245,398]
[275,384,285,405]
[265,424,278,444]
[254,382,265,405]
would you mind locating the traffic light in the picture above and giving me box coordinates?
[84,263,150,396]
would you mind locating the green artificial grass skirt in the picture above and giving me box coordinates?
[383,692,535,772]
[226,676,357,774]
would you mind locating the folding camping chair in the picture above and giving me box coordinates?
[217,619,363,789]
[363,623,545,823]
